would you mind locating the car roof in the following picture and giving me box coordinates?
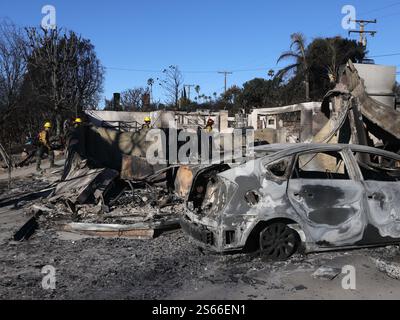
[253,143,298,153]
[253,143,400,161]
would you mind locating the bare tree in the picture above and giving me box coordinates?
[147,78,154,104]
[25,27,104,135]
[158,65,183,108]
[0,19,28,187]
[0,19,27,113]
[121,87,145,111]
[70,38,104,113]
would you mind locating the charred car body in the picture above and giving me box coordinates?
[181,144,400,260]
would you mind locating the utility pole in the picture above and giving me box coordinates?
[218,71,233,94]
[348,19,377,48]
[184,84,195,101]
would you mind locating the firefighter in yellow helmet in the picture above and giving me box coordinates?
[205,118,214,133]
[36,122,55,172]
[142,116,152,130]
[73,117,83,128]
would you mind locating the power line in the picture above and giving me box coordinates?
[326,2,400,36]
[106,3,400,76]
[361,1,400,15]
[231,67,275,72]
[379,11,400,19]
[369,52,400,58]
[105,67,163,73]
[105,67,221,74]
[178,70,219,74]
[106,65,277,75]
[218,71,233,93]
[104,50,400,77]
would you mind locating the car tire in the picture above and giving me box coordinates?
[259,223,299,260]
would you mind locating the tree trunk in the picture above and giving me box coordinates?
[149,85,153,105]
[175,87,179,109]
[76,103,83,117]
[56,113,62,137]
[305,73,310,102]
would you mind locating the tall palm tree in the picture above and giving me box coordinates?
[147,78,154,104]
[199,94,205,104]
[195,85,201,100]
[276,33,310,101]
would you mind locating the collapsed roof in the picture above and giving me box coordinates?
[316,61,400,152]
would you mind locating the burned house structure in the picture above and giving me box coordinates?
[315,61,399,151]
[248,102,327,144]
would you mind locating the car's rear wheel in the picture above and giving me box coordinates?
[259,223,299,260]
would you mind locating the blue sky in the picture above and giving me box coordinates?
[1,0,400,106]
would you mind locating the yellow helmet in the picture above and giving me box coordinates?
[144,117,151,123]
[74,118,82,123]
[44,122,52,129]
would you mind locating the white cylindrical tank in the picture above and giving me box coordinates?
[354,63,397,108]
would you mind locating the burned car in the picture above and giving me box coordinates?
[180,144,400,260]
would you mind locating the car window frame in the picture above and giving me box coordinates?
[289,149,356,181]
[264,155,295,181]
[348,150,400,182]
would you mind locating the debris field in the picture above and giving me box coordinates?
[2,61,400,299]
[2,170,400,300]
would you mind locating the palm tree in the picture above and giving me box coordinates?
[147,78,154,104]
[324,39,340,84]
[195,85,201,100]
[199,94,205,103]
[276,33,310,101]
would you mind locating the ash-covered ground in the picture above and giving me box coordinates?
[3,227,400,300]
[1,228,206,299]
[2,166,400,300]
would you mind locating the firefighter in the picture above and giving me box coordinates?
[36,122,55,172]
[142,116,152,130]
[73,117,83,128]
[202,118,215,162]
[205,118,214,133]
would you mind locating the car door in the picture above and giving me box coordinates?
[351,151,400,244]
[287,149,367,247]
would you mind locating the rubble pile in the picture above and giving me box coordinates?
[11,138,185,241]
[31,185,184,225]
